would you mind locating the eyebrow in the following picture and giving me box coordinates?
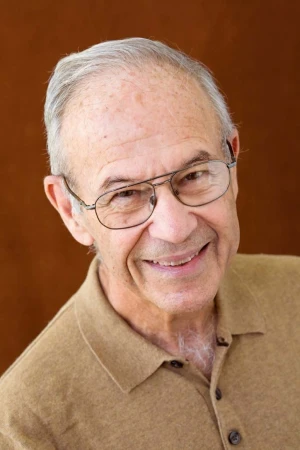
[98,149,214,193]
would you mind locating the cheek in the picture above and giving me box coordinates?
[198,200,239,267]
[94,227,144,269]
[215,197,240,253]
[198,194,239,239]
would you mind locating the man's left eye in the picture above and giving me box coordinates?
[185,170,204,181]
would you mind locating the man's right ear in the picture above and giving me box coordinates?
[44,176,94,247]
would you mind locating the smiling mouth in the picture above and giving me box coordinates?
[149,244,209,267]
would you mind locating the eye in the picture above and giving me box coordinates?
[184,170,205,181]
[110,189,139,205]
[108,186,151,209]
[115,189,135,198]
[182,168,210,184]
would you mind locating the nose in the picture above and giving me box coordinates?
[147,184,198,244]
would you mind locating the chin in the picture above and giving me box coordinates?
[151,286,217,315]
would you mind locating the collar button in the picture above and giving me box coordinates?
[215,387,222,400]
[216,336,229,347]
[170,360,183,368]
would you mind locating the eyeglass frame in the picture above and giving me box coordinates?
[63,140,237,230]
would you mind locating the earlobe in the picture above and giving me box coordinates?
[44,175,94,246]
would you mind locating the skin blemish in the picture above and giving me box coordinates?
[134,92,144,105]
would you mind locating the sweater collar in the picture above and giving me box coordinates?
[215,262,266,337]
[75,258,175,393]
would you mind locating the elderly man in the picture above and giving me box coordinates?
[0,38,299,449]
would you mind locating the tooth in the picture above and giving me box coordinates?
[151,250,201,266]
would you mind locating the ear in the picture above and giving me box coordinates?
[44,175,94,246]
[228,129,240,200]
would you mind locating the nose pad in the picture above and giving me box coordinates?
[150,195,157,207]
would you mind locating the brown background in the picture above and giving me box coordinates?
[1,0,299,375]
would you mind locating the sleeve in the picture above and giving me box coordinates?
[0,429,57,450]
[0,432,56,450]
[0,388,57,450]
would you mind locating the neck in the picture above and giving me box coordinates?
[99,267,217,379]
[132,303,217,379]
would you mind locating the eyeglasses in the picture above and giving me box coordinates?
[63,141,236,230]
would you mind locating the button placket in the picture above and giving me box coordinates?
[210,335,230,403]
[210,334,245,449]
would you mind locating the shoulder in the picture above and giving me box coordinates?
[230,253,300,323]
[0,296,86,446]
[231,253,300,285]
[0,289,107,442]
[0,295,87,420]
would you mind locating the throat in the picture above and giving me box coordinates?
[177,328,216,379]
[149,312,217,380]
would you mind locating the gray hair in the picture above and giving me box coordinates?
[44,37,234,180]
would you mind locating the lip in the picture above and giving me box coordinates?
[144,243,209,275]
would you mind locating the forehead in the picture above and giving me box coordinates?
[61,66,221,189]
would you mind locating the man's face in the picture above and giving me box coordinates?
[61,67,240,316]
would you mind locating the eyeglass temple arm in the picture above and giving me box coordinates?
[226,140,237,168]
[62,177,96,210]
